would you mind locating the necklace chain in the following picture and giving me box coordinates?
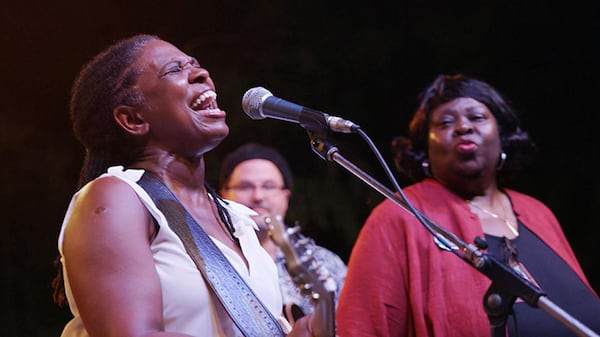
[467,200,519,236]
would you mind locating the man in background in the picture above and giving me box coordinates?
[219,142,347,324]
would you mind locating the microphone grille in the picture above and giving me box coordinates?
[242,87,272,120]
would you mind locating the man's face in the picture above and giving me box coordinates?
[220,159,291,230]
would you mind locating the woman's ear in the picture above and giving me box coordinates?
[113,105,149,136]
[283,188,292,203]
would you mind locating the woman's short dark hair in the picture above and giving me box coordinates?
[392,73,536,185]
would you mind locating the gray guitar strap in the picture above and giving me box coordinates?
[138,172,286,337]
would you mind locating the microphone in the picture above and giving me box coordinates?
[242,87,360,133]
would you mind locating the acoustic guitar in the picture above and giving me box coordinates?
[266,215,336,337]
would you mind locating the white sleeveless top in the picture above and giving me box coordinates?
[58,166,286,336]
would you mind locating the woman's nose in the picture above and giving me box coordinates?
[455,118,473,134]
[189,67,209,83]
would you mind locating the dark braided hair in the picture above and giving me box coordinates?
[206,184,237,242]
[53,34,161,306]
[392,74,537,186]
[70,34,161,187]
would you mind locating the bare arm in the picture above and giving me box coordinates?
[62,176,192,337]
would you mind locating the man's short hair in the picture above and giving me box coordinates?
[219,143,294,190]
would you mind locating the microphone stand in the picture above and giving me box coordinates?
[307,134,599,337]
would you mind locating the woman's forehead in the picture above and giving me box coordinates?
[431,97,489,115]
[137,40,190,67]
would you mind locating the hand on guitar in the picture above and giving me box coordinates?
[286,314,316,337]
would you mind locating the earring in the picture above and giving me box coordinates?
[422,159,432,177]
[497,152,507,170]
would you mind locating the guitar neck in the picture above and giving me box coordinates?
[266,215,336,337]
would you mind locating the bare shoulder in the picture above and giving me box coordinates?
[82,175,140,203]
[76,175,145,211]
[65,175,151,244]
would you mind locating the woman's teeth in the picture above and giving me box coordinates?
[191,90,217,110]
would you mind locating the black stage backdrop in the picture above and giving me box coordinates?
[1,1,598,335]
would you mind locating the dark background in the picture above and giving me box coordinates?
[1,1,598,335]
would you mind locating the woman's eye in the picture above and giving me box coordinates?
[436,118,454,127]
[161,62,184,76]
[161,59,201,77]
[167,64,183,73]
[470,114,486,122]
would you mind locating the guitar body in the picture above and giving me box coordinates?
[266,215,336,337]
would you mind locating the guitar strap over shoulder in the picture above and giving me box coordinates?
[138,172,286,337]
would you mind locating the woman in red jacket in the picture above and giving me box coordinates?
[336,74,600,337]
